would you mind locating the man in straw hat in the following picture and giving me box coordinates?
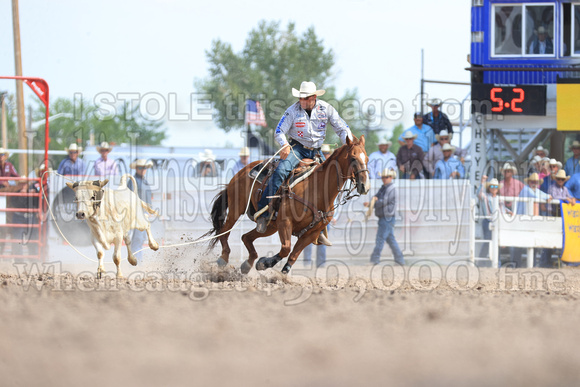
[564,141,580,177]
[397,113,434,153]
[232,147,251,175]
[433,143,465,179]
[397,130,424,179]
[363,168,405,265]
[255,81,352,239]
[423,98,452,136]
[528,25,553,54]
[58,143,86,176]
[540,158,563,193]
[423,129,466,178]
[127,159,154,262]
[94,141,119,177]
[0,147,20,190]
[499,162,523,214]
[368,138,396,179]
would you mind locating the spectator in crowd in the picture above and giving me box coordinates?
[368,139,396,179]
[537,157,551,180]
[57,143,86,176]
[423,129,466,178]
[232,147,251,175]
[477,176,503,258]
[516,173,551,216]
[364,168,405,265]
[0,147,20,190]
[433,143,465,179]
[397,113,434,153]
[303,144,334,267]
[540,158,562,193]
[499,162,523,214]
[396,131,424,179]
[564,141,580,177]
[510,173,552,267]
[94,142,119,177]
[540,170,576,268]
[533,145,549,159]
[423,98,453,135]
[565,171,580,199]
[198,149,218,177]
[127,159,154,262]
[528,26,554,54]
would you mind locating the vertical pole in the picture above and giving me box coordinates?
[420,49,425,115]
[1,94,7,148]
[12,0,28,174]
[491,195,499,269]
[470,113,487,197]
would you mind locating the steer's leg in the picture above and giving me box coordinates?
[124,233,138,266]
[93,240,106,279]
[144,224,159,251]
[113,235,124,278]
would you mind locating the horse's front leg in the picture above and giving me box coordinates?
[281,227,322,274]
[241,227,278,273]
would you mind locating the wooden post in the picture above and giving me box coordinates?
[12,0,28,174]
[1,93,7,148]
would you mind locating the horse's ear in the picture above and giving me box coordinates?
[346,135,354,146]
[359,135,366,146]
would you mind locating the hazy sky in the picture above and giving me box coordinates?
[0,0,471,148]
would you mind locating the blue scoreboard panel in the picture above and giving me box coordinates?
[471,84,547,116]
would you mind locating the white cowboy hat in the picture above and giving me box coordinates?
[435,129,453,141]
[427,98,442,107]
[537,26,547,34]
[239,147,250,157]
[321,144,332,154]
[402,130,418,140]
[198,149,216,162]
[34,163,53,176]
[379,168,397,178]
[97,141,113,152]
[486,178,500,190]
[531,155,543,164]
[130,159,154,169]
[291,81,325,98]
[500,162,518,173]
[533,145,549,157]
[570,141,580,150]
[0,147,9,156]
[378,139,392,146]
[441,143,456,152]
[65,143,83,153]
[549,158,562,168]
[555,169,570,181]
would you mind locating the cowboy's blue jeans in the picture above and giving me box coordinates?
[257,142,317,216]
[370,217,405,265]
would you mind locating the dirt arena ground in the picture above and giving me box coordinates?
[1,257,580,387]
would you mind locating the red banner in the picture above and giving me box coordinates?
[24,79,49,106]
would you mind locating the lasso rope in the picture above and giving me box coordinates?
[39,147,284,264]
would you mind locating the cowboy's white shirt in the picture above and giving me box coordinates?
[274,100,352,149]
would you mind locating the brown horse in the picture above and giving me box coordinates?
[205,135,370,274]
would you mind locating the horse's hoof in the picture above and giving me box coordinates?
[281,263,292,274]
[240,260,252,275]
[256,255,282,271]
[216,257,228,267]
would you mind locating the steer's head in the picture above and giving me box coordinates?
[66,180,109,220]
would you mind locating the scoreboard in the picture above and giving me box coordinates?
[471,84,547,116]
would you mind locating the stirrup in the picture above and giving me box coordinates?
[254,205,269,221]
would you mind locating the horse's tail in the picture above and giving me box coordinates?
[200,188,228,250]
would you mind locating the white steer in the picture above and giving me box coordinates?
[67,174,159,278]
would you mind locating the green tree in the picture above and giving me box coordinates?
[26,97,166,169]
[197,20,364,147]
[388,123,405,156]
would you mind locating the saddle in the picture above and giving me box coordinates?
[247,157,321,218]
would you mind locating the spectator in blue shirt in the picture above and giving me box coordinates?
[57,143,86,176]
[565,141,580,177]
[565,171,580,199]
[398,113,434,153]
[433,144,465,179]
